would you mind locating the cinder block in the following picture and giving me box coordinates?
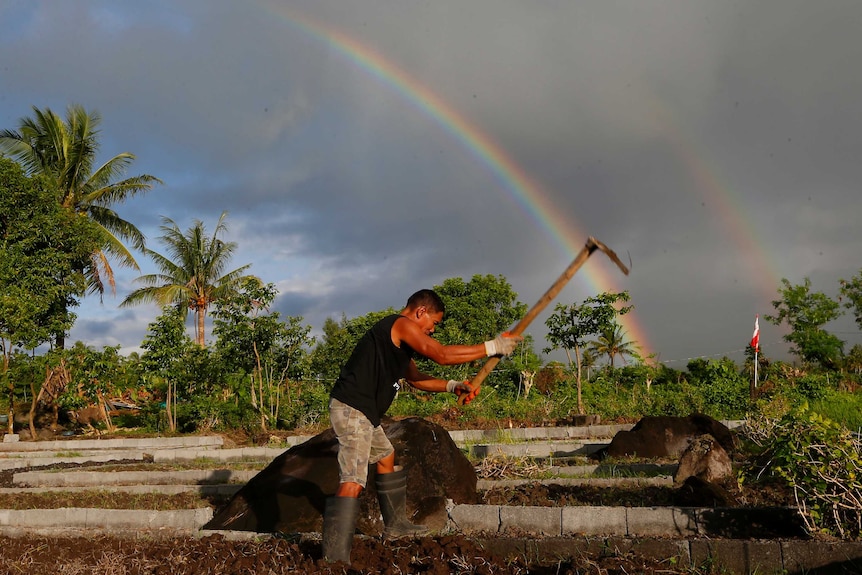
[626,507,698,537]
[522,428,548,441]
[449,504,500,533]
[629,538,690,566]
[562,506,627,535]
[782,540,862,574]
[10,508,80,527]
[520,537,595,564]
[500,506,561,536]
[691,540,782,574]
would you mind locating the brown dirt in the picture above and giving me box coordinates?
[481,479,794,508]
[0,532,693,574]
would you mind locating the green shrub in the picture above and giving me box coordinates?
[743,404,862,539]
[793,373,832,402]
[279,379,331,429]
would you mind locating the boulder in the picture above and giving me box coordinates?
[203,417,477,534]
[595,414,734,459]
[674,434,733,485]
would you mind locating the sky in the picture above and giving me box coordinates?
[2,0,860,368]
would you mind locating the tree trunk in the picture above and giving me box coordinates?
[97,392,114,432]
[574,346,585,415]
[196,306,207,347]
[27,368,46,439]
[3,345,13,435]
[166,381,176,432]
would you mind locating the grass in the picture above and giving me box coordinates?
[811,391,862,432]
[0,490,228,510]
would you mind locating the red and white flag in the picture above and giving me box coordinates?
[750,315,760,352]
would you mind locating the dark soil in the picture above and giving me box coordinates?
[0,532,693,574]
[481,479,794,508]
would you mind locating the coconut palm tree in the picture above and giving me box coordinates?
[581,348,597,381]
[121,212,255,346]
[0,104,161,297]
[589,322,637,369]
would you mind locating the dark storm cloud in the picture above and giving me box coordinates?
[3,1,861,362]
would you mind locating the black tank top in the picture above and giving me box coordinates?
[330,314,415,426]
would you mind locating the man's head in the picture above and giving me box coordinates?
[403,289,445,335]
[405,289,445,315]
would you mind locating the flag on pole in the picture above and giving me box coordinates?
[750,315,760,352]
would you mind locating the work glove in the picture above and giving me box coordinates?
[484,332,521,357]
[447,380,479,404]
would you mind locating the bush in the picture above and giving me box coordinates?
[279,379,331,430]
[743,405,862,539]
[793,373,832,402]
[686,358,749,419]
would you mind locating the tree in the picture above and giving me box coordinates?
[581,348,597,381]
[840,271,862,331]
[140,306,195,431]
[432,275,528,385]
[544,291,632,414]
[589,322,638,369]
[765,278,844,369]
[212,278,313,431]
[121,212,254,346]
[0,157,99,432]
[62,343,125,432]
[508,333,543,398]
[844,344,862,376]
[0,105,161,302]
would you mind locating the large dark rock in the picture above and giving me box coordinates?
[674,434,733,485]
[595,414,734,460]
[203,417,477,534]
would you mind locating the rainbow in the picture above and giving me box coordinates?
[269,7,654,358]
[648,97,782,302]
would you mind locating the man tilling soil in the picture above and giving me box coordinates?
[323,288,521,563]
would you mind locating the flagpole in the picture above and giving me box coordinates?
[753,349,758,389]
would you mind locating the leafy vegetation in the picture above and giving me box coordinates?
[741,404,862,539]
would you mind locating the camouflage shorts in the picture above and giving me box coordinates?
[329,398,393,487]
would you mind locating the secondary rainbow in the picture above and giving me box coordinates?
[271,7,654,357]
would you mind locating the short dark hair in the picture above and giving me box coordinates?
[406,289,445,314]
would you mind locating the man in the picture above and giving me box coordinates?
[323,288,521,563]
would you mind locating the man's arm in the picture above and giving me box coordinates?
[404,360,448,392]
[393,316,521,366]
[404,360,472,397]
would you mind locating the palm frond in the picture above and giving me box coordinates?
[86,204,147,253]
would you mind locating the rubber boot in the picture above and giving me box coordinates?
[322,496,360,563]
[376,469,428,538]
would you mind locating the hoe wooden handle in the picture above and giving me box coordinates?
[459,237,629,404]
